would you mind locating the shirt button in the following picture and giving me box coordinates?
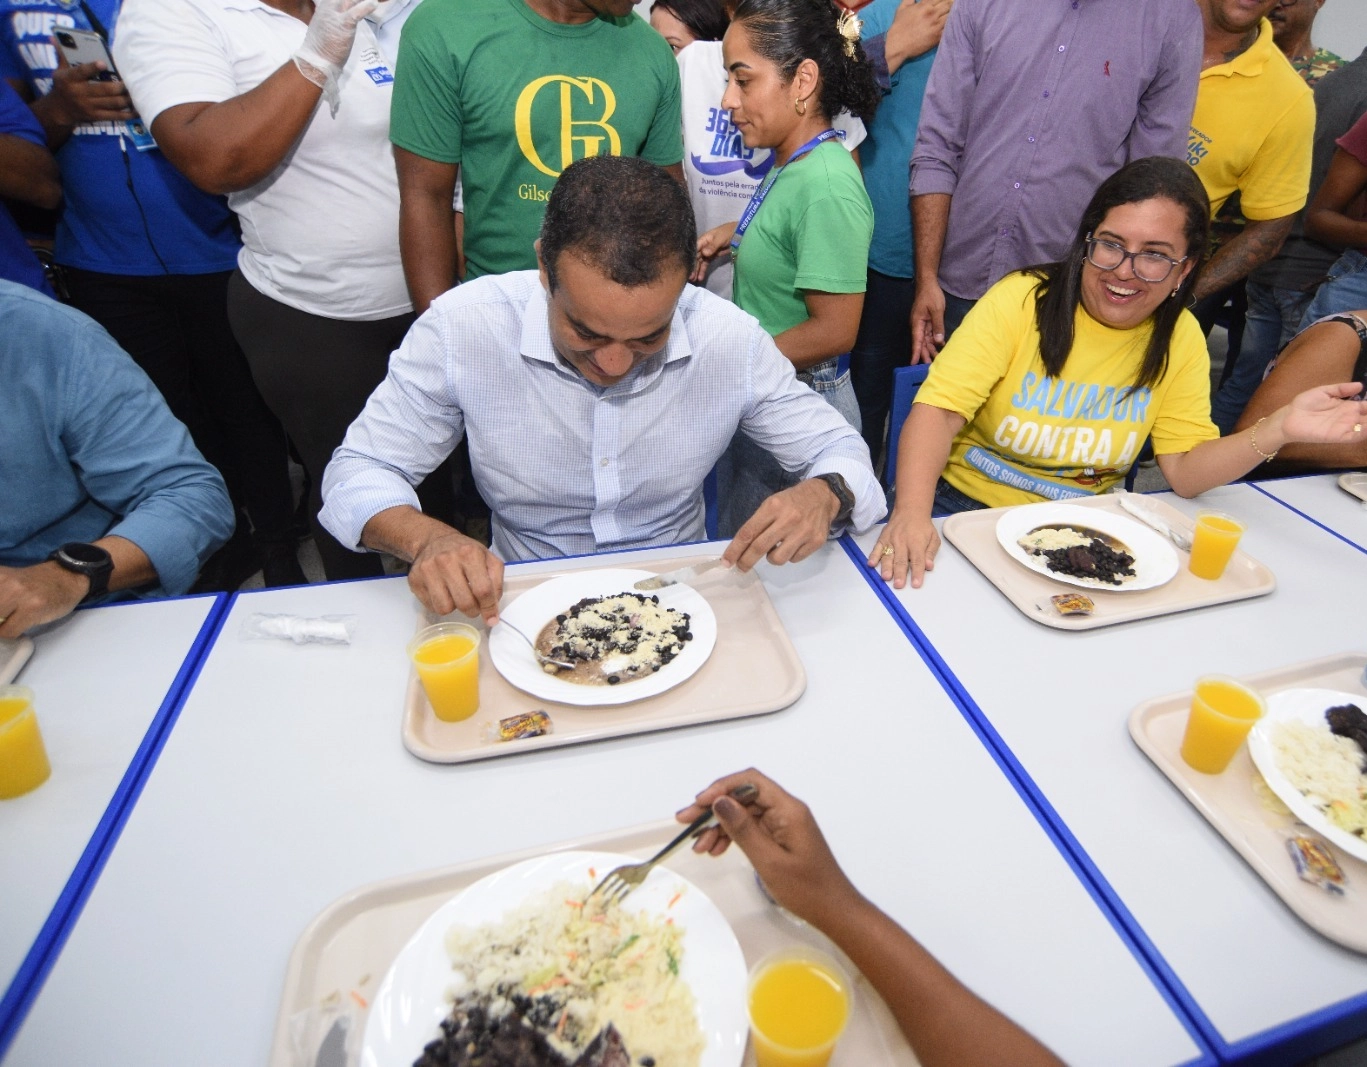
[1058,45,1065,52]
[1013,182,1021,189]
[1027,135,1036,143]
[1042,90,1050,98]
[999,227,1009,236]
[599,458,610,467]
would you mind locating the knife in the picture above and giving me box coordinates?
[633,559,728,591]
[1116,493,1192,552]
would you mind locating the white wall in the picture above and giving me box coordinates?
[1316,2,1367,62]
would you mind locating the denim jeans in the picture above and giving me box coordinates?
[849,269,915,467]
[931,477,988,518]
[942,291,977,343]
[716,358,861,537]
[1299,249,1367,328]
[1209,281,1315,434]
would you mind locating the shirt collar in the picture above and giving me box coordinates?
[1201,17,1276,78]
[519,279,695,398]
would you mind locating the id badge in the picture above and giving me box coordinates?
[124,118,157,152]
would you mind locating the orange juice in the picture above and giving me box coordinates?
[409,624,481,722]
[0,686,50,799]
[748,951,851,1067]
[1180,676,1264,774]
[1188,511,1245,580]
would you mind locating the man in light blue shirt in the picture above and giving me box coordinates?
[0,281,234,637]
[321,156,884,624]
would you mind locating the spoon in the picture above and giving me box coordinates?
[498,619,575,671]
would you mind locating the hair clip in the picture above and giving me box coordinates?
[835,9,861,58]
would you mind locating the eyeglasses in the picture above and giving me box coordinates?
[1084,235,1187,283]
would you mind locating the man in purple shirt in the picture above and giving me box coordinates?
[907,0,1202,360]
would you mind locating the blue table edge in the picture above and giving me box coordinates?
[839,516,1367,1066]
[0,592,231,1058]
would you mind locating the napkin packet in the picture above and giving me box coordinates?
[241,613,358,646]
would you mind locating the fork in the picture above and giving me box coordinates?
[496,619,575,671]
[588,783,760,906]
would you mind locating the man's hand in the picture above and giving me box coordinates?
[886,0,952,72]
[692,222,736,284]
[722,476,841,571]
[407,528,504,625]
[909,277,945,363]
[678,769,863,929]
[41,50,134,129]
[0,562,90,638]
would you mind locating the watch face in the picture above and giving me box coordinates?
[61,543,108,565]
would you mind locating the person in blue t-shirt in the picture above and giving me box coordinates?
[848,0,948,468]
[0,77,58,294]
[0,0,303,589]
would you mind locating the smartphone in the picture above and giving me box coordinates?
[54,28,119,80]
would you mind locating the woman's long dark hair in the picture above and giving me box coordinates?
[651,0,729,41]
[731,0,880,125]
[1027,156,1210,393]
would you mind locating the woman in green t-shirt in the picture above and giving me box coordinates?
[693,0,879,536]
[871,157,1367,590]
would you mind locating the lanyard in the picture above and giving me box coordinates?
[729,128,839,253]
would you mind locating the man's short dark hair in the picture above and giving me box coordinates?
[540,156,697,291]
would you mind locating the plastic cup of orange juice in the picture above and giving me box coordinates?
[1179,676,1265,774]
[0,685,51,799]
[1188,511,1245,580]
[408,622,481,722]
[747,948,852,1067]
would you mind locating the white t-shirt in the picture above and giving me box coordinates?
[679,39,866,300]
[114,0,410,321]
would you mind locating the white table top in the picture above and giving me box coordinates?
[1251,473,1367,553]
[855,483,1367,1060]
[0,594,221,1041]
[5,543,1203,1067]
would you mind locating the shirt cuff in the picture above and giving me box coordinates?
[863,33,893,92]
[908,158,959,198]
[807,457,888,535]
[318,468,423,552]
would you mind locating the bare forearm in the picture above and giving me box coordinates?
[1194,217,1292,300]
[29,92,77,149]
[773,299,863,371]
[893,403,961,516]
[360,504,459,562]
[1304,207,1367,251]
[1159,419,1290,496]
[151,65,322,194]
[821,897,1063,1067]
[0,136,59,207]
[911,193,949,287]
[397,150,460,313]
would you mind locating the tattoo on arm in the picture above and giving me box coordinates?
[1195,216,1294,300]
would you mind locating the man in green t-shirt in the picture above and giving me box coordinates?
[392,0,684,312]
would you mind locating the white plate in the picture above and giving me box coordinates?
[1247,687,1367,864]
[361,850,748,1067]
[1338,472,1367,504]
[489,569,717,706]
[995,502,1179,592]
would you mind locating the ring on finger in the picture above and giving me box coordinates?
[879,544,894,558]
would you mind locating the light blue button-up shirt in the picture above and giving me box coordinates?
[321,271,884,562]
[0,281,234,595]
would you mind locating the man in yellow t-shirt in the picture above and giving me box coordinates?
[1187,0,1314,306]
[915,273,1218,508]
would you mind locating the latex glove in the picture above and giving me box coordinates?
[293,0,378,92]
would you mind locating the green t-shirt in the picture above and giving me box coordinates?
[731,139,872,338]
[391,0,684,279]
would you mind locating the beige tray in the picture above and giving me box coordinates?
[402,556,805,763]
[270,821,917,1067]
[1339,472,1367,504]
[1128,652,1367,954]
[941,493,1275,630]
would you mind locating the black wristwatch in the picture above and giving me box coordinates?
[813,473,855,526]
[49,542,114,603]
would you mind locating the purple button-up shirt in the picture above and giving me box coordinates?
[909,0,1201,301]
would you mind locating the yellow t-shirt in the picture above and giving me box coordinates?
[917,272,1218,508]
[1187,19,1314,219]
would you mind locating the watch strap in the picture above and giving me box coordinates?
[814,472,855,525]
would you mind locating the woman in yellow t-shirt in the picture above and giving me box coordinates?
[871,157,1367,589]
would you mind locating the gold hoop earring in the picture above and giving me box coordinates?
[794,97,806,116]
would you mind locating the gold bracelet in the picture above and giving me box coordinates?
[1249,416,1279,463]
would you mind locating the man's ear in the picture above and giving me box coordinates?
[535,238,550,292]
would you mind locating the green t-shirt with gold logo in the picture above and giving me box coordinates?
[391,0,683,280]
